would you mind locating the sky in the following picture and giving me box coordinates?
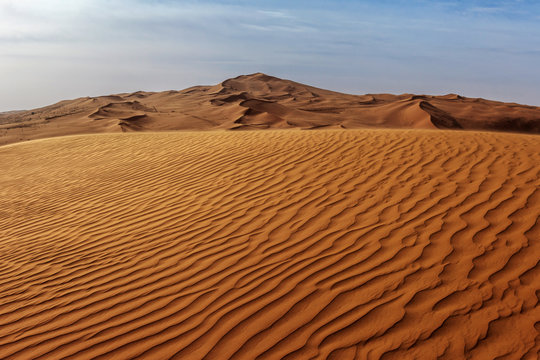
[1,0,540,111]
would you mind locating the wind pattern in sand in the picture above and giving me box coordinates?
[0,129,539,359]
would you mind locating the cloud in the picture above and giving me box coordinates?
[469,6,505,13]
[1,0,539,110]
[257,10,293,19]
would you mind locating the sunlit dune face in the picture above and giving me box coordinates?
[1,73,539,147]
[1,129,538,359]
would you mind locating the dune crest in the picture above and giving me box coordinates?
[1,73,540,145]
[1,129,538,359]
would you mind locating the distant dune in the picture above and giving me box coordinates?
[1,129,538,359]
[1,73,540,146]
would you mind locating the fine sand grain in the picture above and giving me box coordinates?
[0,129,539,359]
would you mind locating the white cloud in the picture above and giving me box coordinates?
[257,10,293,19]
[0,0,539,110]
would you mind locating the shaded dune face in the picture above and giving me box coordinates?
[0,130,538,359]
[1,73,540,146]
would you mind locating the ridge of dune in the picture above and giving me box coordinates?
[1,73,540,145]
[0,129,539,359]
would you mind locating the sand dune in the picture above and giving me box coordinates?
[1,129,538,359]
[1,73,540,146]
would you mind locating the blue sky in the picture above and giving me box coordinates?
[1,0,539,110]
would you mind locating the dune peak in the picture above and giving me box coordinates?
[1,74,539,146]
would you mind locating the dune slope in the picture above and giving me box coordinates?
[0,129,539,359]
[1,73,540,146]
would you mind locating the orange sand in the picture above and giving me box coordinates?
[0,129,538,359]
[1,73,540,147]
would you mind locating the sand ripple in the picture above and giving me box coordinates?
[0,129,538,359]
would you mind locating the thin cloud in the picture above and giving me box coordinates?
[257,10,294,19]
[1,0,539,110]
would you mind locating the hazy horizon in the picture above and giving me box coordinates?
[2,0,540,111]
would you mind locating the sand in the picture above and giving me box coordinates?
[1,73,540,146]
[1,129,538,359]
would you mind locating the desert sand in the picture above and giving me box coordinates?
[1,73,540,147]
[1,128,539,359]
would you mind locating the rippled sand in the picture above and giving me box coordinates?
[0,129,539,359]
